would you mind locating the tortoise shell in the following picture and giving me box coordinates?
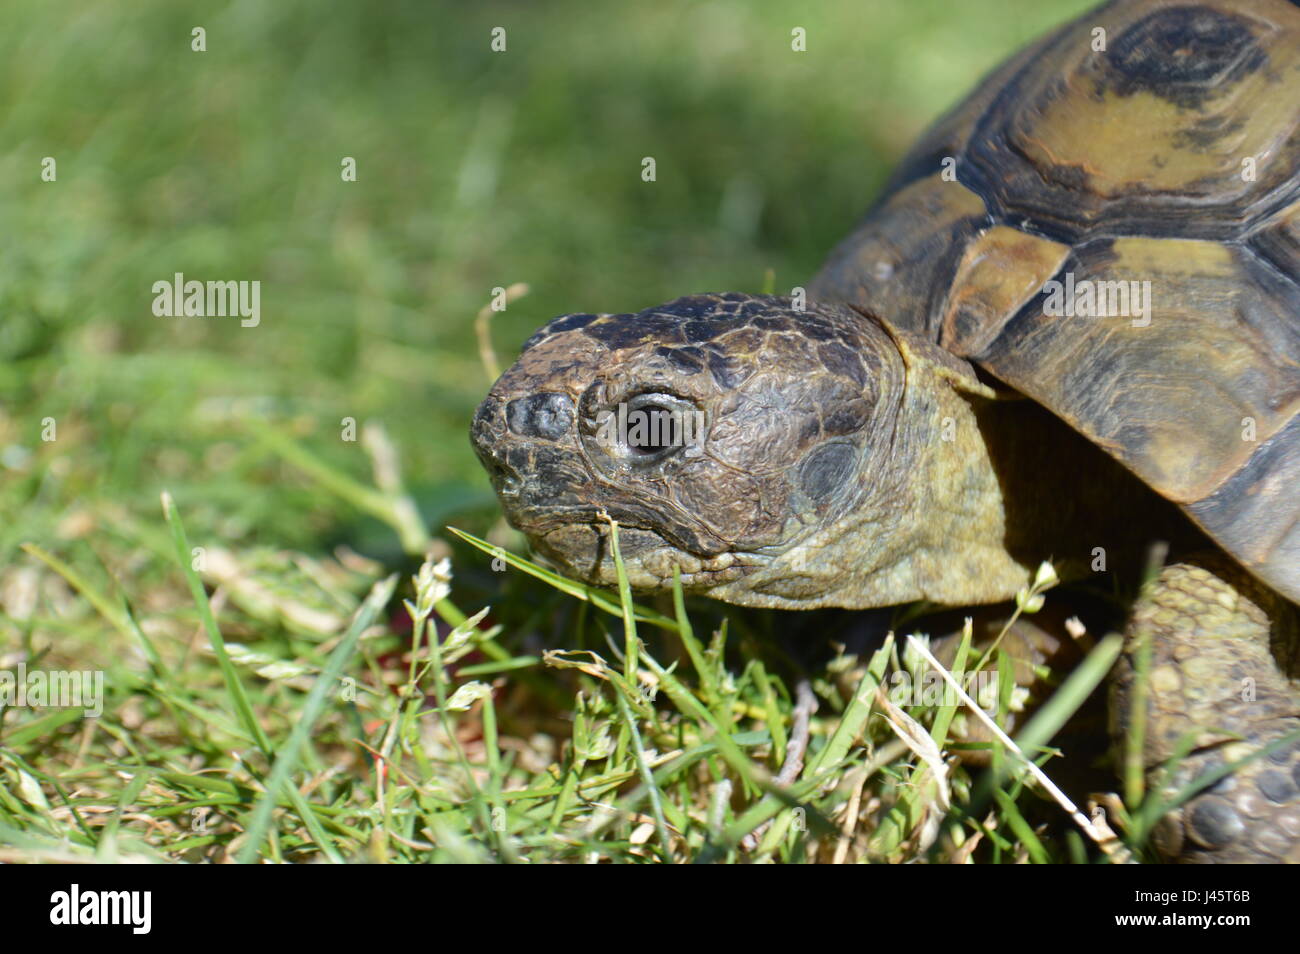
[811,0,1300,603]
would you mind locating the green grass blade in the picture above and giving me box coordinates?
[447,526,678,630]
[1013,633,1122,770]
[161,491,272,755]
[604,517,640,682]
[236,574,396,864]
[20,543,133,641]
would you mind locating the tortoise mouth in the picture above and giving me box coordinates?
[532,520,758,591]
[511,502,727,555]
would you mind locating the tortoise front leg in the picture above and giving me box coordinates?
[1110,559,1300,863]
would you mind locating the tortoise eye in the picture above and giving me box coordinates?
[590,392,704,462]
[624,403,679,456]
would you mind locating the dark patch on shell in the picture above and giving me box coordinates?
[1103,6,1266,110]
[1173,113,1246,151]
[950,4,1298,245]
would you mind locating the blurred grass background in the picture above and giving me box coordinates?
[0,0,1102,862]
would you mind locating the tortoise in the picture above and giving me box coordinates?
[470,0,1300,863]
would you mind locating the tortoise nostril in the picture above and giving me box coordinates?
[506,393,574,440]
[481,455,522,496]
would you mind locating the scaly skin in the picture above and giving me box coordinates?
[1112,559,1300,863]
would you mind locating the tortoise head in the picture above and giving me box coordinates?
[470,293,934,605]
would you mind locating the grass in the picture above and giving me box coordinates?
[0,0,1203,863]
[2,422,1161,863]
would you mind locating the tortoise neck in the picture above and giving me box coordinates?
[820,358,1201,609]
[879,371,1042,605]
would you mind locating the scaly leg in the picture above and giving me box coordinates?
[1111,559,1300,863]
